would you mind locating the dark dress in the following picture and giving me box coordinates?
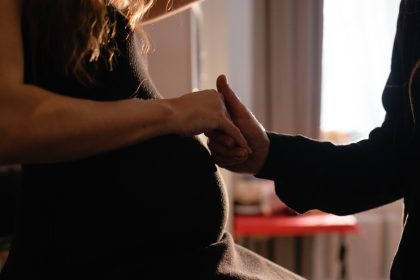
[256,0,420,279]
[0,3,303,280]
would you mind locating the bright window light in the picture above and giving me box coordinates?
[321,0,400,143]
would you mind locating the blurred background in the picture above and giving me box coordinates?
[0,1,403,279]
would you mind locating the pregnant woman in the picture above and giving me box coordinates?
[0,1,303,279]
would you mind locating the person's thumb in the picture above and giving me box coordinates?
[216,75,244,115]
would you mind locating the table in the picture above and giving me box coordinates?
[234,213,359,279]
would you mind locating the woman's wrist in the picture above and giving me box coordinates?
[150,98,180,136]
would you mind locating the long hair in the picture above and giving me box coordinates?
[24,0,155,85]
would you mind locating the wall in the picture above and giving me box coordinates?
[144,9,194,98]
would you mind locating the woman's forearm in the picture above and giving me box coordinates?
[0,84,176,164]
[143,0,202,24]
[1,0,174,164]
[0,83,248,165]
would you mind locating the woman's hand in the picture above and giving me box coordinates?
[167,90,251,152]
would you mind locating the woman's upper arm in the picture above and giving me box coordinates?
[0,0,23,87]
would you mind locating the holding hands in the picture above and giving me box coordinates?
[168,89,249,150]
[165,74,269,175]
[205,75,270,175]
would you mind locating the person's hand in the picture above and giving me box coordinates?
[206,75,270,174]
[168,89,251,152]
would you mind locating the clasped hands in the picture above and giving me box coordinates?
[204,75,270,175]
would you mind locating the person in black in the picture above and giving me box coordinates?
[0,0,304,279]
[208,1,420,279]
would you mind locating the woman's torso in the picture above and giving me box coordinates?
[1,3,228,278]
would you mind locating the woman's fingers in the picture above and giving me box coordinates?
[207,131,249,167]
[207,138,248,164]
[208,91,249,150]
[218,119,252,153]
[205,131,236,148]
[170,89,251,154]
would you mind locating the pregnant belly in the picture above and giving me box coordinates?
[112,135,228,249]
[21,134,228,267]
[111,136,226,248]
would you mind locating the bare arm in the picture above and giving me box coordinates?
[142,0,202,25]
[0,0,247,165]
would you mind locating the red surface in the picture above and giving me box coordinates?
[234,213,359,237]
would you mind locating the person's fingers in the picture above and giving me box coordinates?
[207,138,248,159]
[216,75,243,113]
[219,119,252,153]
[196,89,249,150]
[217,91,226,103]
[205,131,236,148]
[216,75,230,96]
[207,139,249,169]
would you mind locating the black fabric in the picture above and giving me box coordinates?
[0,3,303,280]
[256,1,420,279]
[0,170,20,238]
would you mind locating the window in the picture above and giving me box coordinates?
[321,0,400,143]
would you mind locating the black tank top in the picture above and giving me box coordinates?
[2,3,228,278]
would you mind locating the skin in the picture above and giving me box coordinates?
[206,75,270,175]
[0,0,249,165]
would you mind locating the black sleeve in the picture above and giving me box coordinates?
[256,126,407,216]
